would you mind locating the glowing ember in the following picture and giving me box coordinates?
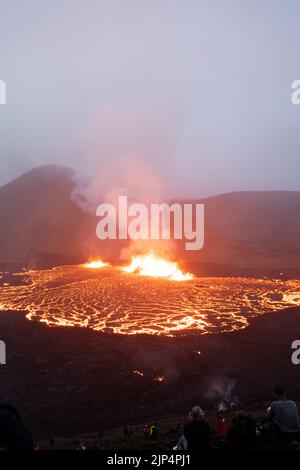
[133,370,144,377]
[152,375,166,383]
[122,253,193,281]
[82,260,108,269]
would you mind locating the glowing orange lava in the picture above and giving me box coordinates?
[152,375,166,382]
[122,253,193,281]
[133,370,144,377]
[0,265,299,336]
[82,260,109,269]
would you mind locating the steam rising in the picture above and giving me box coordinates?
[71,101,184,211]
[71,101,184,261]
[206,377,240,410]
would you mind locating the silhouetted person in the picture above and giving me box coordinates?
[216,415,229,438]
[123,426,132,440]
[0,404,33,450]
[184,406,210,450]
[149,422,158,439]
[226,411,256,449]
[268,386,300,447]
[49,438,55,448]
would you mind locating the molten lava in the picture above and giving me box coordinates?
[133,370,144,377]
[82,260,108,269]
[122,253,193,281]
[0,265,299,336]
[152,375,166,383]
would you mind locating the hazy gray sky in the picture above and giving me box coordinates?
[0,0,299,197]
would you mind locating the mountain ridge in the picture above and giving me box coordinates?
[0,165,300,273]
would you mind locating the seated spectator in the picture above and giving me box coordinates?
[149,422,158,439]
[216,415,229,438]
[226,411,256,449]
[0,404,33,450]
[143,424,150,437]
[267,386,300,447]
[49,437,55,448]
[123,426,132,440]
[183,406,210,450]
[256,416,273,447]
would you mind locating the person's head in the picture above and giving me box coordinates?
[232,410,247,424]
[235,410,246,419]
[273,386,285,399]
[190,405,205,421]
[0,404,21,421]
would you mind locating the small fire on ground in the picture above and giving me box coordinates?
[152,375,166,383]
[132,370,166,383]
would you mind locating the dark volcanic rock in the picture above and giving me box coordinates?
[0,308,299,439]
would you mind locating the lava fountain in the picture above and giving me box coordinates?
[122,253,193,281]
[82,260,109,269]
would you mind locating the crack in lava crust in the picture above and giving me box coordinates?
[0,266,299,336]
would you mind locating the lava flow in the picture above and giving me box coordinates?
[0,263,300,336]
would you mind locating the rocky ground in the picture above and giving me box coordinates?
[0,307,299,443]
